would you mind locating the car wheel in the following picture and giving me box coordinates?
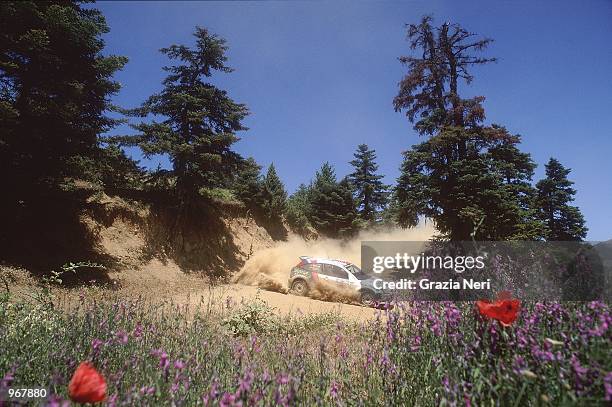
[291,279,308,296]
[360,290,376,306]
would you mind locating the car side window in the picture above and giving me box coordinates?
[304,263,322,273]
[323,264,348,279]
[334,266,348,279]
[319,264,333,276]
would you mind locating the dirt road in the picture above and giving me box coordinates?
[102,265,377,321]
[176,283,378,321]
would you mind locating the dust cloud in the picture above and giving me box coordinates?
[232,223,435,299]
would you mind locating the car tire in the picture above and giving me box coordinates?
[360,290,376,306]
[291,279,309,296]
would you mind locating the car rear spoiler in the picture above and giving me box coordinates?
[298,256,317,265]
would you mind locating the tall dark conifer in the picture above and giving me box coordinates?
[309,163,358,238]
[393,16,543,240]
[348,144,389,223]
[393,15,496,137]
[262,163,287,222]
[120,27,248,204]
[233,157,264,211]
[0,1,130,266]
[395,126,542,240]
[286,184,313,233]
[536,158,587,241]
[0,1,128,195]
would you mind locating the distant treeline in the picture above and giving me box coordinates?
[0,2,587,246]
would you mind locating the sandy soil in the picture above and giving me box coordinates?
[2,264,376,323]
[177,283,377,321]
[2,216,433,323]
[108,263,377,321]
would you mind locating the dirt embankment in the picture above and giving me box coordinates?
[77,193,281,282]
[79,196,433,314]
[4,193,433,318]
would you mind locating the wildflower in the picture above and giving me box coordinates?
[570,354,591,392]
[442,376,451,393]
[91,338,104,353]
[133,323,143,339]
[531,345,555,362]
[160,353,169,370]
[364,349,374,367]
[238,369,255,394]
[68,361,107,403]
[571,355,588,378]
[604,372,612,401]
[410,336,421,352]
[203,380,219,405]
[476,293,520,326]
[1,369,15,387]
[115,330,128,345]
[276,373,290,385]
[512,356,526,374]
[47,394,70,407]
[445,304,461,328]
[220,392,238,407]
[249,389,264,405]
[329,380,339,398]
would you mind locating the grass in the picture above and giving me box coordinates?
[0,285,610,406]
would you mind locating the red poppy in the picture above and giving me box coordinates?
[476,294,520,326]
[68,361,107,404]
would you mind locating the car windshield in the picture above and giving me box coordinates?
[346,264,369,280]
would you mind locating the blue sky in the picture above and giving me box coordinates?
[94,1,612,240]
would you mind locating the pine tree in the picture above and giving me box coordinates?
[309,163,358,238]
[262,163,287,222]
[0,1,132,266]
[0,1,128,196]
[335,178,360,236]
[348,144,389,223]
[395,126,543,240]
[120,27,248,204]
[393,16,544,240]
[536,158,587,241]
[488,135,545,240]
[394,15,496,137]
[286,184,313,233]
[232,157,264,211]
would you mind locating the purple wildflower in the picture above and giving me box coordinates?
[220,391,239,407]
[115,330,128,345]
[276,373,290,385]
[91,338,104,352]
[604,372,612,401]
[133,323,143,339]
[47,394,70,407]
[329,380,339,399]
[238,369,255,394]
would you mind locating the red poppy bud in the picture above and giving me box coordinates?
[68,361,107,404]
[476,296,520,326]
